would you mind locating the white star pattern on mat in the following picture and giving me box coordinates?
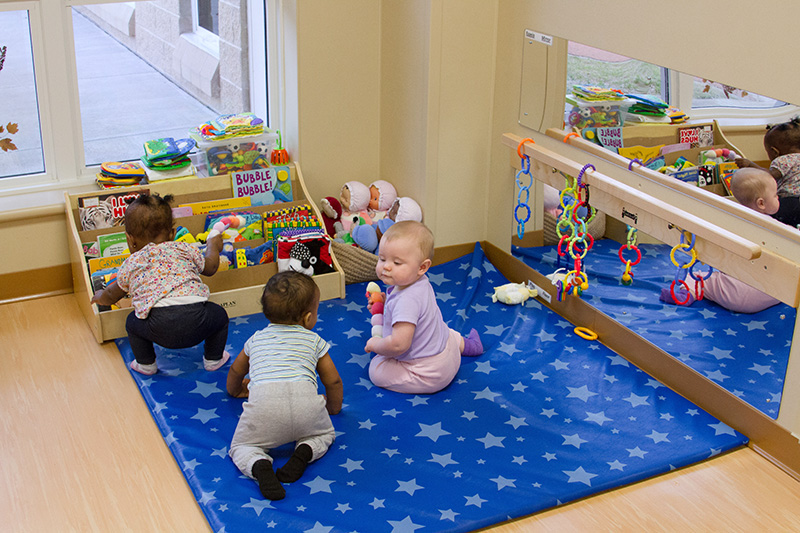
[115,244,753,533]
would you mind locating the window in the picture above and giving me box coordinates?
[0,8,46,179]
[195,0,219,35]
[0,0,272,198]
[567,42,667,102]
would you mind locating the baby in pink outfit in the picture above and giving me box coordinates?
[365,221,483,394]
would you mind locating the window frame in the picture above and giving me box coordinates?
[0,0,277,207]
[671,70,800,124]
[190,0,220,56]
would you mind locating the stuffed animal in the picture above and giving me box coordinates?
[368,180,398,218]
[387,197,423,223]
[340,181,370,213]
[320,196,343,237]
[366,281,385,337]
[491,282,538,305]
[337,210,373,236]
[351,224,379,253]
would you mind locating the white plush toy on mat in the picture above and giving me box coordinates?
[492,282,538,305]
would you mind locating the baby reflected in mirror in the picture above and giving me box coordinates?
[736,117,800,227]
[661,167,781,313]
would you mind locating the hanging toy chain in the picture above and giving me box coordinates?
[514,139,535,239]
[552,163,596,300]
[689,259,714,300]
[668,230,700,305]
[618,225,641,285]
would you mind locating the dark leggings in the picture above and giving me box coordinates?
[126,302,229,365]
[772,196,800,229]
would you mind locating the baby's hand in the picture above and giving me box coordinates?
[206,233,224,253]
[365,337,377,353]
[232,377,250,398]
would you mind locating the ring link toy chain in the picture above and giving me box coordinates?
[669,229,700,305]
[618,225,640,285]
[514,139,535,239]
[689,260,714,301]
[553,164,595,300]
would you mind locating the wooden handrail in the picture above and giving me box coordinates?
[504,132,761,260]
[546,126,800,244]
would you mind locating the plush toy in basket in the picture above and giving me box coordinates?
[325,180,424,283]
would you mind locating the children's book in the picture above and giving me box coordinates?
[82,241,100,262]
[263,204,321,256]
[678,125,714,148]
[618,145,663,164]
[178,196,252,215]
[88,253,130,275]
[97,232,129,258]
[78,188,148,231]
[90,267,132,311]
[231,166,293,205]
[719,162,738,195]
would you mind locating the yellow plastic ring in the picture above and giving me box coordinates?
[574,326,598,341]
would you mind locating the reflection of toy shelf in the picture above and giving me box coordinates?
[65,162,345,343]
[545,121,797,240]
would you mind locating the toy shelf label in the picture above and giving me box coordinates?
[231,166,292,206]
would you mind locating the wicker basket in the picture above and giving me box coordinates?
[331,241,379,284]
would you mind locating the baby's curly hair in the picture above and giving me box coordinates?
[765,116,800,155]
[261,270,319,324]
[124,193,174,242]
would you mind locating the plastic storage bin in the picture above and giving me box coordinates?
[195,130,279,176]
[564,96,630,130]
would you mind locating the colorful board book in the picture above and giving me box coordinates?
[78,189,149,231]
[231,166,293,205]
[88,253,130,275]
[97,232,128,258]
[263,204,321,255]
[678,125,714,148]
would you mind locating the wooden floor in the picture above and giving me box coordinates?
[3,294,800,532]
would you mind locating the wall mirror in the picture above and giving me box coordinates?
[514,30,798,422]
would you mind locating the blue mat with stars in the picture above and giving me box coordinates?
[514,239,793,419]
[115,243,748,533]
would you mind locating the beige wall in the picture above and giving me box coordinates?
[291,0,495,248]
[4,0,799,272]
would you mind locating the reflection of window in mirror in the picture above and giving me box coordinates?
[691,78,786,110]
[565,42,798,124]
[566,42,666,101]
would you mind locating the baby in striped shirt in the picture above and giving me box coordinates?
[227,271,343,500]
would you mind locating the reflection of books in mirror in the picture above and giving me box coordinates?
[679,125,714,148]
[624,93,668,108]
[719,162,738,195]
[624,113,671,124]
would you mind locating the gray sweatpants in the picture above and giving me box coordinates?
[229,380,336,479]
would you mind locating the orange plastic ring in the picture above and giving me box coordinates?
[574,326,598,340]
[563,132,579,143]
[517,138,535,159]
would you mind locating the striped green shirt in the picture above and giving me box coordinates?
[244,324,330,385]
